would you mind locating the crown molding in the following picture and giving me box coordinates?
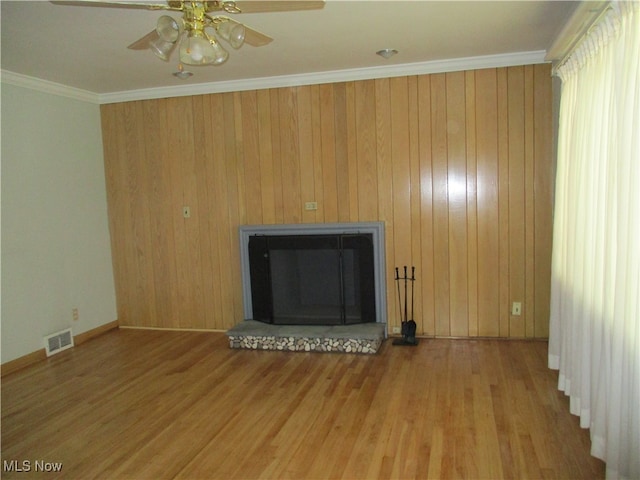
[545,1,610,63]
[1,70,100,104]
[101,50,547,104]
[2,50,547,105]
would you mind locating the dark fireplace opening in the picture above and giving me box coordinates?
[248,234,376,325]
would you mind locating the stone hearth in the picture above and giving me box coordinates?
[226,320,385,354]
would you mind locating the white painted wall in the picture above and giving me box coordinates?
[1,83,117,363]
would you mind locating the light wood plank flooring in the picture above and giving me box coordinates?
[2,329,604,479]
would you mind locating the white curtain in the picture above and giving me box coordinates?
[549,2,640,478]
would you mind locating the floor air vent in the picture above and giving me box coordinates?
[44,328,74,357]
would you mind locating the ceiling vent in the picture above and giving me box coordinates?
[44,328,74,357]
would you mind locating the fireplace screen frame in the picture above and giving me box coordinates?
[239,222,387,327]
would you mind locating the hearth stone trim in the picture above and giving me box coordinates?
[239,222,387,333]
[227,334,382,354]
[226,320,385,354]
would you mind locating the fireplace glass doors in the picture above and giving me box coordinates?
[248,234,376,325]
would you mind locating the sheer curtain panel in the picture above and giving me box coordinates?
[548,2,639,478]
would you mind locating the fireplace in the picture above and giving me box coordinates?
[239,223,387,327]
[249,233,375,325]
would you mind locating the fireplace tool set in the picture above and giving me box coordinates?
[393,266,418,346]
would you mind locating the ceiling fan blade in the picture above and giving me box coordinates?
[232,1,324,14]
[50,1,177,11]
[243,25,273,47]
[127,29,159,50]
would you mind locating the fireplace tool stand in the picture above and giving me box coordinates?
[392,266,418,346]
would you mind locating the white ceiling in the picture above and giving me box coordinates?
[1,0,580,101]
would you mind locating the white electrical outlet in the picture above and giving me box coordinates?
[512,302,522,316]
[392,326,401,334]
[304,202,318,211]
[72,307,79,321]
[183,206,191,218]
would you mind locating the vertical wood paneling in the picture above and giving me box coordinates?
[207,94,234,328]
[417,75,435,336]
[390,77,412,324]
[101,102,131,324]
[278,88,301,224]
[497,69,511,337]
[374,78,396,326]
[240,90,262,225]
[184,97,207,329]
[127,101,155,326]
[524,65,536,338]
[355,80,378,221]
[475,69,500,337]
[118,101,141,325]
[165,97,196,329]
[533,64,554,338]
[333,83,349,223]
[133,101,157,328]
[229,93,246,321]
[257,90,276,225]
[140,100,164,326]
[408,76,423,335]
[508,66,526,337]
[269,89,284,225]
[319,84,338,222]
[430,74,451,336]
[184,94,206,330]
[310,85,324,223]
[297,86,316,224]
[390,77,412,263]
[345,83,359,222]
[221,93,243,324]
[198,97,223,329]
[233,92,247,226]
[464,71,479,337]
[101,64,555,338]
[446,72,469,337]
[192,96,216,330]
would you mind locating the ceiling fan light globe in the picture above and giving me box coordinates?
[149,37,177,62]
[179,34,217,65]
[210,40,229,64]
[217,20,245,49]
[156,15,180,43]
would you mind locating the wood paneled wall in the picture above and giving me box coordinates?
[101,64,554,337]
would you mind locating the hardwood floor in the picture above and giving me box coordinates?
[1,329,604,479]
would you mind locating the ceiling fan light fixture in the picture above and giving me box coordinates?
[52,0,324,72]
[215,18,246,49]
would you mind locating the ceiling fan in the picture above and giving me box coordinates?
[51,1,325,68]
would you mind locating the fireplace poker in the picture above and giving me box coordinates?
[395,267,403,322]
[411,266,415,323]
[404,266,408,328]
